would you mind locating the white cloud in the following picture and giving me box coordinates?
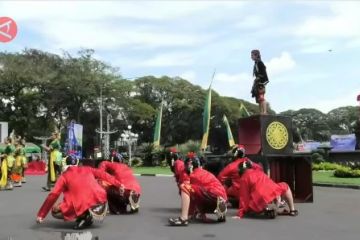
[301,89,360,114]
[298,39,335,54]
[34,20,211,50]
[179,71,196,82]
[266,52,296,78]
[0,1,246,51]
[297,2,360,38]
[295,2,360,52]
[0,1,227,50]
[214,72,250,83]
[139,52,194,67]
[346,39,360,49]
[272,72,330,85]
[235,15,267,29]
[209,72,253,103]
[0,1,240,21]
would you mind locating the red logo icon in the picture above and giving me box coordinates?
[0,17,18,43]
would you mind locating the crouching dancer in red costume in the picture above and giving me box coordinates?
[36,156,123,230]
[168,153,227,226]
[167,148,189,191]
[234,159,298,219]
[218,144,263,205]
[98,159,141,214]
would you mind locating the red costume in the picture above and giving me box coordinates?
[98,161,141,194]
[168,154,227,226]
[173,159,190,185]
[218,157,263,199]
[168,148,189,186]
[181,168,227,214]
[237,168,288,218]
[98,161,141,214]
[37,166,121,221]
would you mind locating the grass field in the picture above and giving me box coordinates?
[313,171,360,186]
[132,166,172,175]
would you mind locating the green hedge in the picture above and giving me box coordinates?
[312,162,343,171]
[313,162,360,178]
[311,152,325,164]
[131,157,143,167]
[334,167,360,178]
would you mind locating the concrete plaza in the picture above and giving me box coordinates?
[0,175,359,240]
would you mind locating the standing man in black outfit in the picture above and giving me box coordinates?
[251,49,269,115]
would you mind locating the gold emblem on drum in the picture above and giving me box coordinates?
[266,121,289,150]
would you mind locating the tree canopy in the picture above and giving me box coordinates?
[1,48,358,155]
[0,49,260,155]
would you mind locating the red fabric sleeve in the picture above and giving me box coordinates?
[174,161,190,184]
[237,177,250,218]
[252,162,263,171]
[173,161,183,174]
[37,176,65,219]
[91,168,122,188]
[180,173,190,184]
[217,164,233,184]
[98,161,110,171]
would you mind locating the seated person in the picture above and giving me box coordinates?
[218,145,263,203]
[234,160,298,219]
[36,157,123,230]
[167,148,189,190]
[98,159,141,214]
[168,153,227,226]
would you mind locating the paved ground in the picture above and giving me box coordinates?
[0,175,359,240]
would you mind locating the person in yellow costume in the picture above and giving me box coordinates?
[0,137,16,190]
[42,131,62,191]
[11,138,27,187]
[20,138,28,183]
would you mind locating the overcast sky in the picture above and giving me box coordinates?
[1,0,360,113]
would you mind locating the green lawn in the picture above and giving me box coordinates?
[132,166,172,175]
[313,171,360,186]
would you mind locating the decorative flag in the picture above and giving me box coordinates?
[223,115,235,147]
[67,121,83,159]
[153,101,163,147]
[239,103,250,118]
[201,86,212,151]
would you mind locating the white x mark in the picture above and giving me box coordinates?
[0,20,13,39]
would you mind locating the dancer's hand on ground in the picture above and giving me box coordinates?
[36,217,44,224]
[232,216,241,220]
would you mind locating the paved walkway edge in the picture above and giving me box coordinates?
[313,182,360,190]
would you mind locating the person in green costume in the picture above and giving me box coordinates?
[42,131,62,191]
[20,138,28,183]
[12,137,27,187]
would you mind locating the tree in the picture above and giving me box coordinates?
[281,108,330,141]
[0,49,63,138]
[327,106,358,134]
[5,48,357,156]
